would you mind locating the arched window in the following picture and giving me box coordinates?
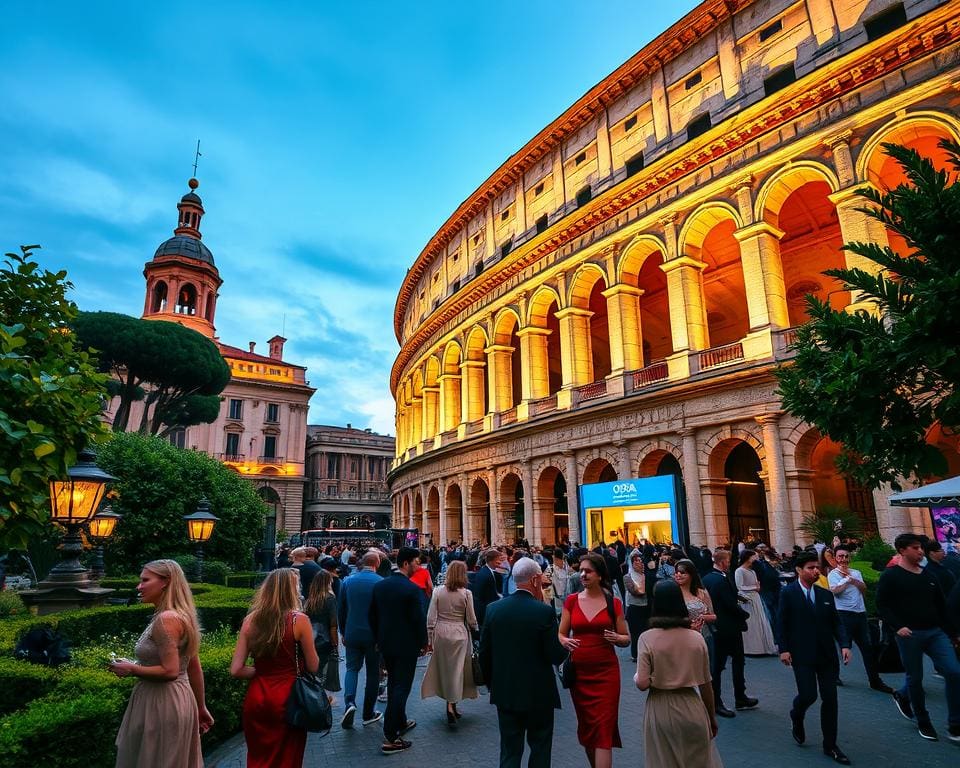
[151,281,168,313]
[176,283,197,315]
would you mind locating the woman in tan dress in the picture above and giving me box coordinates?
[110,559,213,768]
[635,580,723,768]
[420,560,479,725]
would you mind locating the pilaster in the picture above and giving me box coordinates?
[602,284,644,374]
[734,221,790,330]
[660,256,708,351]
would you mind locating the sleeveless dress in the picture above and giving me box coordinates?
[564,592,623,749]
[115,613,202,768]
[637,628,723,768]
[243,612,307,768]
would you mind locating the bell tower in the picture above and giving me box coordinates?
[142,178,223,338]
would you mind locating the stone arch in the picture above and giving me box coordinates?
[151,280,168,313]
[442,341,462,374]
[567,263,611,382]
[413,489,424,529]
[463,325,489,421]
[567,262,608,308]
[493,307,522,344]
[537,465,569,544]
[425,485,441,540]
[469,477,492,545]
[637,440,683,477]
[582,456,617,485]
[175,282,198,315]
[424,355,440,388]
[527,285,563,326]
[464,325,489,361]
[924,422,960,480]
[445,482,463,543]
[856,111,960,187]
[617,234,669,282]
[499,472,525,544]
[677,201,743,256]
[492,308,522,410]
[755,161,840,226]
[619,235,672,365]
[704,428,766,478]
[527,286,563,396]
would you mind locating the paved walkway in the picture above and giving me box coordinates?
[207,646,958,767]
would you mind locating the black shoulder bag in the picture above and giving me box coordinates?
[285,613,332,733]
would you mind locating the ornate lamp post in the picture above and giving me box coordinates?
[88,504,122,580]
[184,498,219,582]
[20,448,117,614]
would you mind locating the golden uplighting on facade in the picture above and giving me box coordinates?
[389,0,960,552]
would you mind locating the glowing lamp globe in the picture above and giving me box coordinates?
[184,499,219,544]
[49,449,116,525]
[88,506,122,540]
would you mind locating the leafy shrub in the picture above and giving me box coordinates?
[225,571,266,589]
[0,659,59,716]
[857,536,896,571]
[850,560,881,616]
[0,591,27,618]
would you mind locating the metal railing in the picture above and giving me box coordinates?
[258,455,285,464]
[575,380,608,401]
[217,453,244,462]
[500,407,518,425]
[632,362,669,388]
[698,341,744,370]
[529,394,557,416]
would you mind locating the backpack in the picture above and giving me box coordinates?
[14,628,72,667]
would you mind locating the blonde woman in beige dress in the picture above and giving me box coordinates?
[635,580,723,768]
[420,560,479,725]
[110,559,213,768]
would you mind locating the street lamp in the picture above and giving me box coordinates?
[88,504,122,580]
[183,498,219,582]
[47,448,116,581]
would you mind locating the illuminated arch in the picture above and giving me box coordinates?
[442,341,463,374]
[617,234,669,283]
[856,111,960,186]
[755,161,840,226]
[527,285,562,326]
[567,262,608,308]
[677,201,742,257]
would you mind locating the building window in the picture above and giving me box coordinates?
[452,278,461,292]
[351,459,358,476]
[228,398,243,420]
[475,261,484,278]
[575,186,592,208]
[500,238,513,258]
[263,435,277,459]
[535,214,549,234]
[225,432,240,459]
[266,403,280,423]
[864,3,906,41]
[758,18,783,43]
[625,152,644,178]
[169,428,186,449]
[623,114,637,131]
[327,484,337,496]
[327,455,338,477]
[686,113,711,141]
[534,182,545,196]
[763,64,797,97]
[500,209,510,221]
[574,151,587,166]
[684,72,702,90]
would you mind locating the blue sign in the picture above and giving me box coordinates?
[578,475,680,543]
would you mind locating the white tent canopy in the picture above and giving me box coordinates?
[888,475,960,507]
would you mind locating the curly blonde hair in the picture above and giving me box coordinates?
[142,559,201,657]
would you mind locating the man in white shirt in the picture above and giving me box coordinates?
[828,546,893,693]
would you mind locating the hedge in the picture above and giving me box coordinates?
[0,583,255,767]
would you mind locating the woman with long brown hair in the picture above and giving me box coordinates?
[304,569,341,704]
[559,552,630,768]
[231,568,319,768]
[420,559,479,725]
[111,559,213,768]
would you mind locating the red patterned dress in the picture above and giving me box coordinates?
[564,592,623,749]
[242,612,307,768]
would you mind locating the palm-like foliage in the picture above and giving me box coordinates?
[776,141,960,490]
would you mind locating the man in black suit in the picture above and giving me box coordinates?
[703,548,758,718]
[369,547,428,755]
[479,557,566,768]
[777,550,852,765]
[471,548,504,626]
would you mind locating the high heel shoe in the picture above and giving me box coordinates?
[446,709,457,726]
[453,704,462,720]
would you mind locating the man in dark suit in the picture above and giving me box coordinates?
[703,548,758,718]
[479,557,566,768]
[471,548,504,626]
[369,547,428,755]
[777,550,852,765]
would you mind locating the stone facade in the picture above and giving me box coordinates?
[389,0,960,552]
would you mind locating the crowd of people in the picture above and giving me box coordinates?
[105,531,960,767]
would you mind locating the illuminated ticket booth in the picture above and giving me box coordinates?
[578,476,682,550]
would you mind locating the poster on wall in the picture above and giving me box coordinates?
[930,506,960,555]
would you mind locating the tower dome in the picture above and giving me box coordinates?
[142,178,223,338]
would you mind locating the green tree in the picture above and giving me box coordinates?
[96,432,266,572]
[0,246,109,549]
[72,311,229,435]
[776,141,960,490]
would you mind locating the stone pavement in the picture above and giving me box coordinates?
[206,646,958,767]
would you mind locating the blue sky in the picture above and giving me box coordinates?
[0,1,698,434]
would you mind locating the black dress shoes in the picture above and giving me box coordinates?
[824,746,851,764]
[735,696,759,710]
[716,705,736,718]
[791,716,805,745]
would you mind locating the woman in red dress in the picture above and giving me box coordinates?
[231,568,319,768]
[559,552,631,768]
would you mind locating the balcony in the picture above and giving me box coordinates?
[631,362,669,389]
[499,407,518,426]
[529,394,558,416]
[698,341,745,370]
[217,453,245,462]
[257,455,285,465]
[575,380,608,402]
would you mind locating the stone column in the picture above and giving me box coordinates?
[701,478,730,547]
[564,450,581,545]
[679,428,706,545]
[438,373,461,432]
[460,360,486,422]
[487,466,501,545]
[660,256,708,350]
[873,481,914,543]
[602,284,644,374]
[829,184,889,315]
[615,440,632,479]
[757,414,792,553]
[521,460,537,545]
[517,327,551,401]
[734,222,790,330]
[460,473,472,544]
[556,307,594,387]
[485,344,515,413]
[421,386,439,443]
